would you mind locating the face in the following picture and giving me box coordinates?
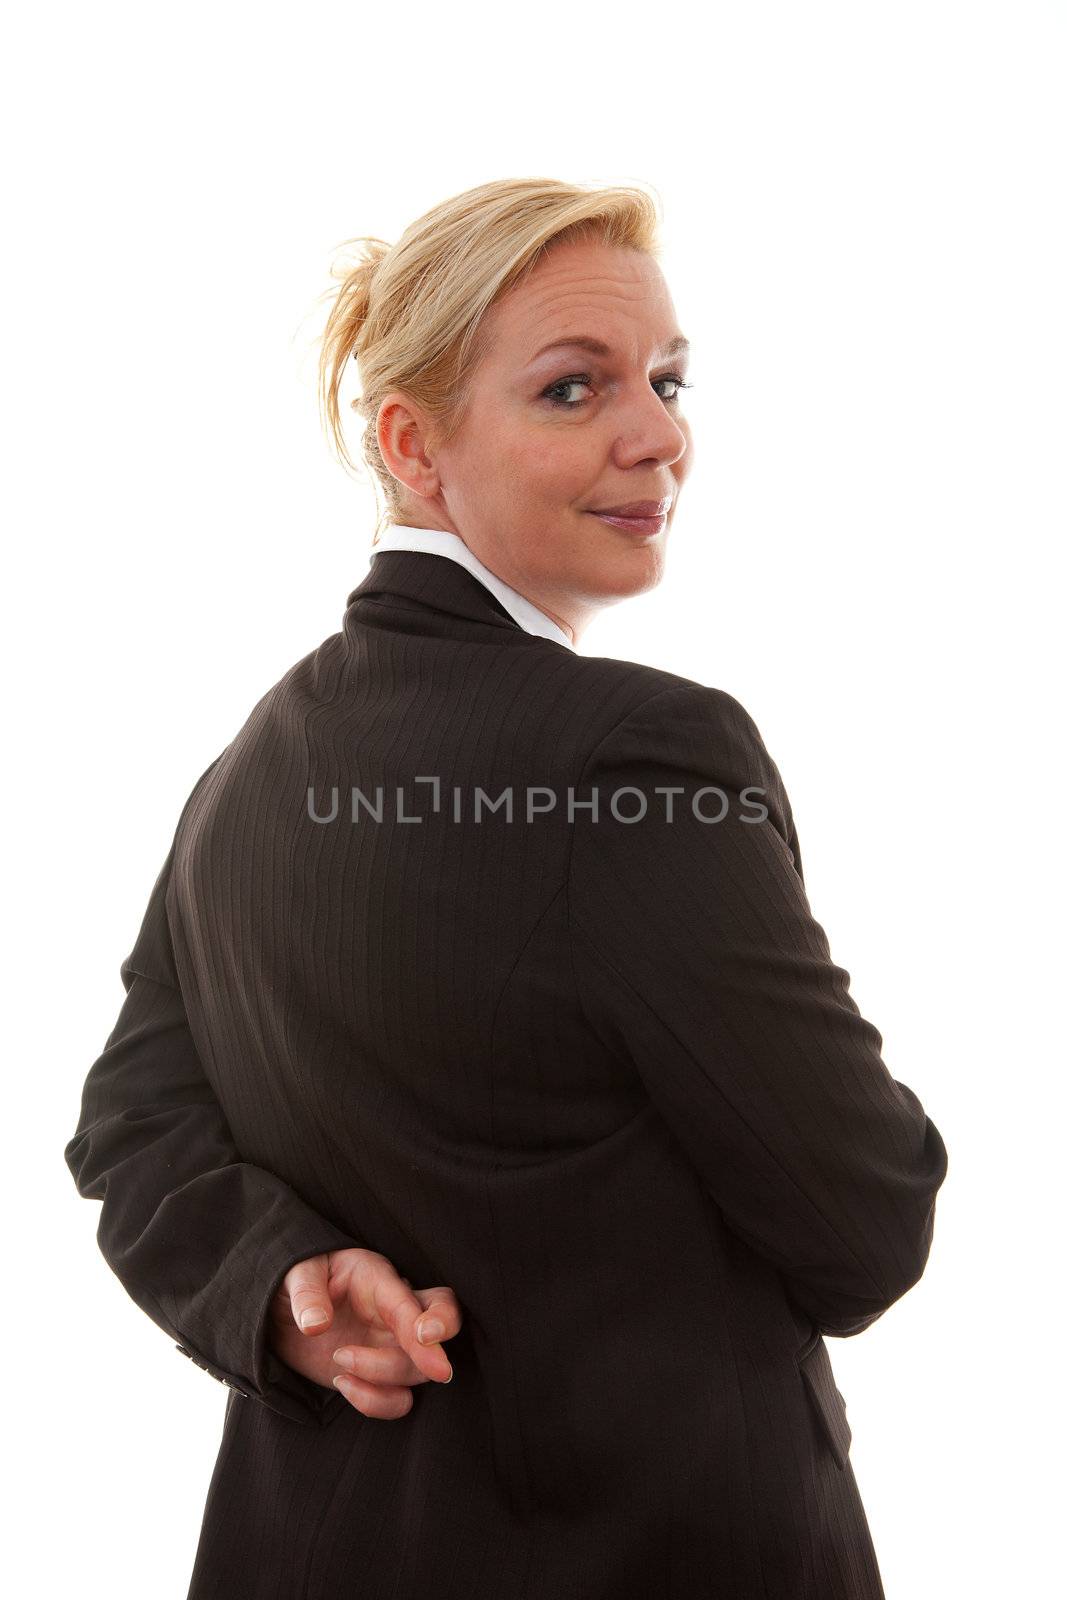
[375,237,693,644]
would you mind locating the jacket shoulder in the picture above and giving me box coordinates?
[560,655,792,845]
[557,653,770,763]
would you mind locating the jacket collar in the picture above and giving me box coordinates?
[344,546,576,652]
[370,525,575,648]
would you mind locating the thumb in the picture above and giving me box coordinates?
[281,1253,335,1333]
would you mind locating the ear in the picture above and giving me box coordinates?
[376,391,440,501]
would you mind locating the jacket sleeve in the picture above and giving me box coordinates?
[64,757,362,1425]
[566,684,949,1339]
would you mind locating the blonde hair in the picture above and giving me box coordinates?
[315,177,664,543]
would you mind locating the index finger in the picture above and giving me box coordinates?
[361,1268,462,1384]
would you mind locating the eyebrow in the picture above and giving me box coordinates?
[527,334,691,364]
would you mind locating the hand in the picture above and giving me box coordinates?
[268,1247,462,1419]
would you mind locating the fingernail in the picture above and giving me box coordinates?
[418,1318,445,1344]
[441,1361,453,1383]
[333,1348,356,1370]
[300,1308,329,1330]
[332,1375,352,1392]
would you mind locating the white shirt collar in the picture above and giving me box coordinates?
[371,524,576,651]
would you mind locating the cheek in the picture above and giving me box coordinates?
[458,405,604,506]
[518,433,602,498]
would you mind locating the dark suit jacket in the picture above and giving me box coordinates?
[65,548,948,1599]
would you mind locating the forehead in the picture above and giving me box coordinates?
[489,242,681,362]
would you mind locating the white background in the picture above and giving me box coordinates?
[5,3,1063,1594]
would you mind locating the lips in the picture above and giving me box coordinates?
[588,509,667,536]
[589,500,671,517]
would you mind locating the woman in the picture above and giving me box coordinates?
[65,177,948,1599]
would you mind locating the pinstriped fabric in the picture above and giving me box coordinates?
[65,549,947,1598]
[567,685,946,1337]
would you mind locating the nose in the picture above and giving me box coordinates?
[615,386,689,474]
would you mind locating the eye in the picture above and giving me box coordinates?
[541,373,694,409]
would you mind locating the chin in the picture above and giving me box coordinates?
[598,545,666,600]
